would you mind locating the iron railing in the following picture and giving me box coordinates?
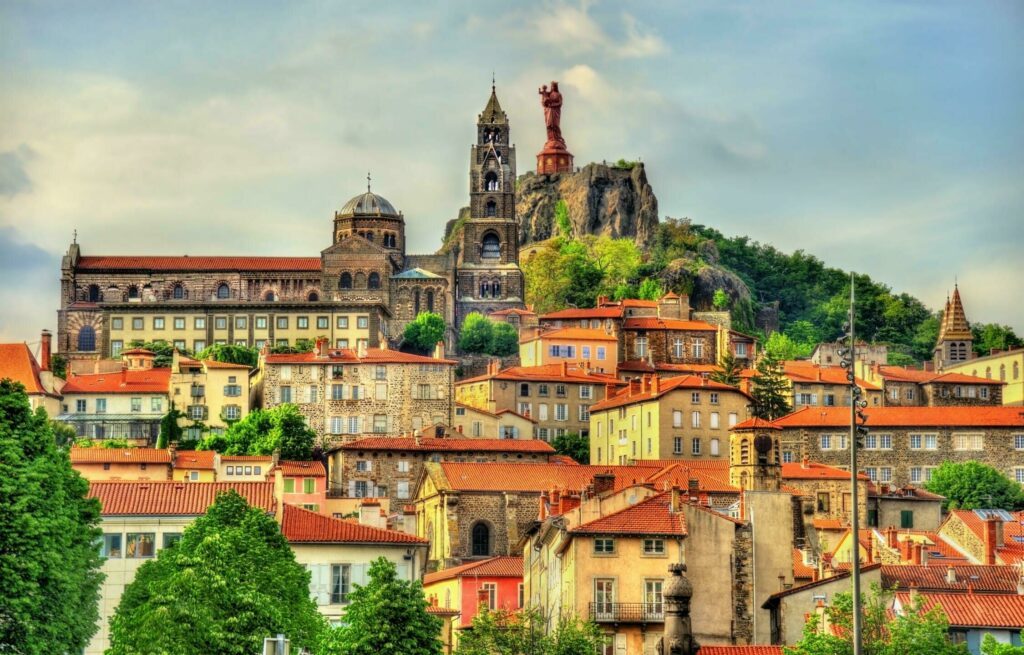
[589,602,664,623]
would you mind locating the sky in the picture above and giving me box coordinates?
[1,0,1022,347]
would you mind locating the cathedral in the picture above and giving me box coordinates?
[57,85,525,360]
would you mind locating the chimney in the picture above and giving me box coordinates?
[433,340,445,360]
[359,498,385,529]
[802,455,810,470]
[640,375,649,394]
[984,517,1001,566]
[597,295,608,307]
[592,473,615,495]
[120,367,127,387]
[670,485,681,513]
[315,337,328,358]
[911,542,922,566]
[40,330,52,371]
[886,526,898,550]
[538,492,547,521]
[357,341,367,358]
[456,424,463,433]
[946,566,956,585]
[561,361,568,377]
[687,478,700,501]
[651,376,660,394]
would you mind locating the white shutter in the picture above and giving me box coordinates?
[366,460,372,472]
[310,366,319,381]
[395,563,410,580]
[811,394,818,405]
[351,563,368,587]
[348,481,356,497]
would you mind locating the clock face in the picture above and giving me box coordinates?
[753,434,773,455]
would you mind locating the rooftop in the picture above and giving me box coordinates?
[88,481,275,515]
[281,504,426,545]
[519,327,618,343]
[338,436,554,454]
[76,255,321,273]
[62,368,172,394]
[173,450,216,470]
[430,462,664,493]
[0,343,51,395]
[339,190,399,216]
[70,447,172,465]
[896,591,1024,629]
[264,348,456,366]
[769,405,1024,428]
[881,565,1022,594]
[945,509,1024,565]
[570,492,687,537]
[622,317,719,331]
[423,555,523,585]
[457,363,621,386]
[275,460,326,477]
[590,374,749,412]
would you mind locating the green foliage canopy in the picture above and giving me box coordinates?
[751,351,792,420]
[128,339,189,367]
[552,431,590,464]
[200,404,316,459]
[195,343,259,368]
[459,312,495,354]
[455,607,606,655]
[404,312,447,353]
[924,461,1024,510]
[157,405,185,448]
[489,322,520,357]
[0,379,104,655]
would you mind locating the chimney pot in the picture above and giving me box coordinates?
[40,330,52,372]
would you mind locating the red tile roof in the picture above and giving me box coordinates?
[265,348,456,365]
[591,374,750,412]
[770,406,1024,428]
[571,492,687,537]
[88,481,275,515]
[813,518,845,530]
[458,363,622,386]
[782,462,870,481]
[0,343,50,395]
[732,417,781,431]
[623,317,718,331]
[339,436,554,454]
[945,510,1024,565]
[199,359,252,370]
[520,327,618,343]
[220,455,274,463]
[897,592,1024,628]
[881,565,1021,594]
[539,307,623,320]
[783,362,880,390]
[426,605,460,616]
[62,368,171,394]
[280,504,426,544]
[488,307,537,317]
[71,447,172,464]
[423,556,523,585]
[76,255,321,272]
[276,460,326,477]
[699,647,784,655]
[617,360,725,376]
[877,366,1003,385]
[434,463,664,493]
[645,463,740,494]
[174,450,216,470]
[793,549,816,579]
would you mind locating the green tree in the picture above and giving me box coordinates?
[972,323,1024,357]
[50,418,78,447]
[157,404,184,449]
[765,331,809,361]
[128,339,188,367]
[459,313,495,354]
[712,288,729,310]
[456,607,605,655]
[0,379,104,654]
[107,490,325,655]
[591,236,642,291]
[489,322,520,357]
[270,338,317,355]
[710,350,743,387]
[195,343,259,368]
[552,431,590,464]
[636,277,663,301]
[50,352,68,379]
[925,461,1024,510]
[404,312,447,353]
[751,352,792,420]
[200,404,316,459]
[982,634,1024,654]
[319,557,441,655]
[554,199,572,238]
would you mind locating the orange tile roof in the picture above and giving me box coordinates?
[813,518,845,530]
[770,406,1024,428]
[793,549,816,579]
[423,556,523,585]
[173,450,216,470]
[275,460,326,477]
[616,298,659,308]
[76,255,321,272]
[591,374,750,412]
[458,363,622,386]
[62,368,171,394]
[783,362,880,390]
[623,317,718,331]
[0,343,50,395]
[220,455,273,462]
[571,492,686,537]
[200,359,252,370]
[70,447,172,464]
[520,327,618,343]
[489,307,537,317]
[699,648,783,655]
[881,565,1021,594]
[929,372,1006,385]
[435,463,664,493]
[339,436,555,454]
[888,529,971,563]
[539,307,623,320]
[645,463,740,494]
[897,591,1024,628]
[265,348,456,365]
[877,366,1002,385]
[634,458,730,471]
[617,360,724,375]
[732,417,781,431]
[946,510,1024,565]
[280,504,426,544]
[782,462,870,481]
[88,481,275,515]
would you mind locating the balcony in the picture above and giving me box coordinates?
[589,602,664,623]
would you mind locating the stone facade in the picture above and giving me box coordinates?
[619,322,718,367]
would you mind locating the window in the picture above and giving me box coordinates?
[635,337,648,358]
[216,283,230,299]
[173,317,185,330]
[594,579,615,616]
[981,387,989,399]
[357,316,369,329]
[368,272,381,289]
[284,479,295,493]
[482,232,500,257]
[375,382,387,400]
[728,412,738,428]
[1015,435,1024,451]
[691,438,701,455]
[131,397,142,412]
[520,383,530,397]
[279,386,292,403]
[692,339,704,359]
[77,326,96,351]
[578,405,590,421]
[710,412,719,429]
[953,433,983,451]
[303,478,316,494]
[397,480,410,499]
[710,438,720,456]
[315,316,330,330]
[373,415,388,433]
[355,460,371,473]
[132,317,144,330]
[816,493,830,513]
[910,467,923,484]
[95,398,107,414]
[479,582,498,610]
[337,316,349,329]
[232,316,246,330]
[331,564,351,604]
[865,467,878,482]
[172,284,184,299]
[111,340,124,356]
[672,410,683,428]
[691,412,701,428]
[276,316,288,329]
[223,405,241,420]
[112,318,124,330]
[820,434,832,450]
[295,316,308,330]
[153,317,165,330]
[339,273,353,289]
[673,437,683,455]
[1015,468,1024,484]
[556,384,567,397]
[126,533,155,558]
[597,346,606,360]
[900,510,914,529]
[101,534,122,558]
[162,533,182,549]
[673,339,684,358]
[879,434,892,449]
[645,579,664,616]
[471,522,491,556]
[880,467,892,482]
[151,397,162,412]
[594,538,615,554]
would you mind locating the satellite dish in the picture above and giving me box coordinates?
[753,434,773,455]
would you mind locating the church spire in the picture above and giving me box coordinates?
[942,284,972,341]
[934,283,973,370]
[479,83,507,125]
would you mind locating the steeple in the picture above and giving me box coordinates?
[942,285,972,340]
[934,283,973,371]
[479,84,508,126]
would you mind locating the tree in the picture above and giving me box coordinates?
[0,379,104,654]
[552,431,590,464]
[636,277,663,301]
[710,350,743,387]
[107,490,325,655]
[972,323,1024,357]
[200,404,316,459]
[270,339,317,355]
[982,634,1024,655]
[925,461,1024,511]
[490,322,520,357]
[157,404,185,448]
[712,288,729,310]
[50,418,78,447]
[195,343,259,368]
[320,557,441,655]
[128,339,187,367]
[751,351,792,420]
[455,608,605,655]
[786,583,968,655]
[554,199,572,238]
[764,331,808,361]
[404,312,447,353]
[50,352,68,379]
[459,312,494,354]
[591,236,641,291]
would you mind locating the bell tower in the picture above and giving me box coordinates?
[933,284,974,371]
[728,418,782,493]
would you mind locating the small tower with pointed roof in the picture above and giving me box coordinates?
[934,284,974,371]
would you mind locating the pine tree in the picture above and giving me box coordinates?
[107,490,325,655]
[751,351,792,420]
[710,349,743,387]
[0,379,104,654]
[320,557,442,655]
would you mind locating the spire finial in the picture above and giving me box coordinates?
[367,171,371,193]
[72,228,77,244]
[492,70,496,91]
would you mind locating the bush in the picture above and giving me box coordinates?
[404,312,446,353]
[459,313,494,354]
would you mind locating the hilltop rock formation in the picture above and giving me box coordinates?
[516,162,659,247]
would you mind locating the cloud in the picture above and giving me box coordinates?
[0,145,36,198]
[616,13,669,59]
[529,2,667,59]
[0,227,58,341]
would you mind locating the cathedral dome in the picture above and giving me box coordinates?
[339,191,399,217]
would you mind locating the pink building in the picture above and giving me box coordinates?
[422,556,523,628]
[276,459,327,512]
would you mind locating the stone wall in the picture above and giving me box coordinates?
[619,328,718,366]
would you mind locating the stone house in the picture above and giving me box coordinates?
[327,435,555,503]
[780,459,870,526]
[260,338,456,443]
[938,508,1024,566]
[422,556,523,632]
[455,361,622,441]
[868,485,944,532]
[948,346,1024,407]
[782,361,883,409]
[770,406,1024,488]
[619,317,719,368]
[451,402,536,440]
[857,364,1004,407]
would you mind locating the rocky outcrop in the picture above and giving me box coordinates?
[658,256,752,311]
[516,162,659,247]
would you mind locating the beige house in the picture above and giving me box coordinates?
[169,350,252,439]
[69,447,173,481]
[216,454,274,481]
[0,331,63,415]
[518,327,618,373]
[452,402,536,439]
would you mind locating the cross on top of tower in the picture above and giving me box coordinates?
[366,171,371,193]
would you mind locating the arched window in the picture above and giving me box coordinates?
[77,326,96,352]
[340,273,353,289]
[481,232,500,259]
[1014,362,1020,380]
[307,291,319,302]
[354,272,366,288]
[485,200,497,217]
[365,232,374,243]
[264,291,276,302]
[414,289,421,315]
[485,172,499,192]
[492,281,501,298]
[172,284,185,299]
[127,285,139,300]
[480,282,490,298]
[87,284,101,302]
[216,283,230,299]
[985,366,992,379]
[1000,364,1006,381]
[426,290,434,312]
[740,438,750,465]
[368,273,381,289]
[471,522,490,557]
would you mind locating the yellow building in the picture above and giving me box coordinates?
[589,374,752,465]
[518,327,618,373]
[452,402,536,439]
[69,446,173,481]
[169,350,252,439]
[172,449,217,481]
[947,348,1024,406]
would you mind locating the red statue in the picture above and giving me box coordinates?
[539,81,565,148]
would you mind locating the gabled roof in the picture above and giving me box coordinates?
[644,463,740,494]
[769,406,1024,428]
[520,327,618,343]
[793,549,816,579]
[617,361,724,376]
[881,565,1021,594]
[762,564,883,605]
[457,363,621,386]
[570,492,686,537]
[944,509,1024,564]
[338,436,554,454]
[392,267,443,280]
[430,463,663,493]
[265,348,457,365]
[877,365,1002,385]
[0,343,51,395]
[88,481,275,515]
[281,504,426,544]
[732,417,781,431]
[590,375,749,412]
[76,255,321,272]
[174,450,216,470]
[938,285,972,341]
[489,307,537,317]
[622,317,718,331]
[70,447,172,464]
[896,591,1024,628]
[782,462,870,481]
[62,368,171,394]
[276,460,326,477]
[539,307,623,321]
[782,362,880,390]
[423,555,523,585]
[220,455,273,463]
